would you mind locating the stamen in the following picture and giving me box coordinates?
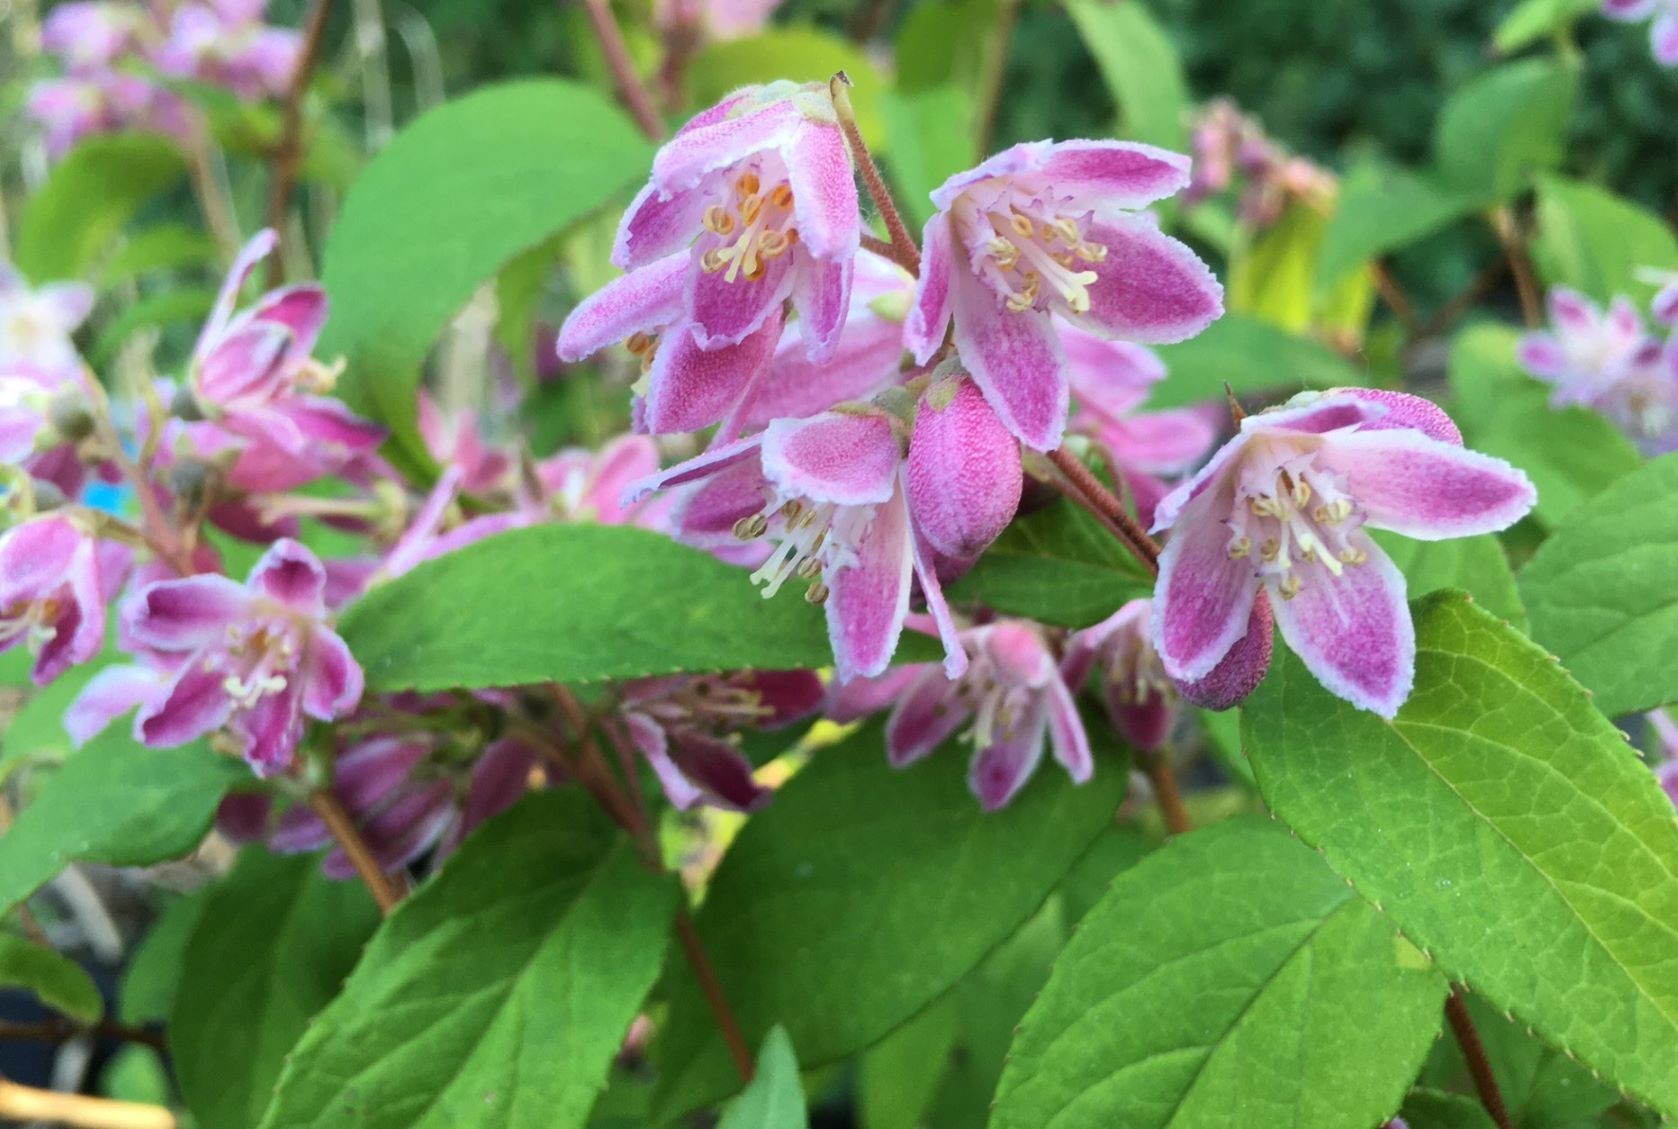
[733,513,768,539]
[1227,536,1251,559]
[769,183,794,208]
[703,205,734,235]
[736,171,760,197]
[805,580,829,605]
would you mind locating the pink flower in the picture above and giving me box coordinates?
[1517,287,1678,455]
[25,73,195,160]
[1604,0,1678,65]
[122,538,363,774]
[178,231,383,491]
[907,139,1223,450]
[0,515,127,686]
[40,3,153,72]
[1062,599,1175,752]
[154,3,301,101]
[1150,390,1536,718]
[1653,279,1678,327]
[0,368,65,464]
[656,0,784,41]
[416,392,512,495]
[620,669,823,812]
[831,621,1093,811]
[0,263,94,381]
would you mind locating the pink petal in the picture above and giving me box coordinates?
[1605,0,1657,19]
[928,141,1044,212]
[1037,139,1191,208]
[1333,388,1463,445]
[968,702,1048,811]
[670,456,773,545]
[39,282,94,328]
[452,737,537,844]
[124,574,251,650]
[667,731,771,812]
[576,435,664,524]
[1653,12,1678,65]
[1252,394,1388,437]
[740,669,826,728]
[761,410,901,505]
[911,530,969,679]
[0,516,81,599]
[1063,330,1164,421]
[139,663,234,748]
[331,737,431,814]
[1517,334,1569,379]
[1327,429,1537,539]
[1100,406,1218,475]
[906,213,956,364]
[1174,596,1274,710]
[65,664,164,746]
[628,713,704,811]
[301,628,363,720]
[613,181,705,270]
[747,299,906,428]
[622,433,764,504]
[884,666,968,766]
[1044,675,1093,783]
[216,794,273,844]
[1070,214,1223,345]
[651,99,804,194]
[556,253,688,362]
[250,538,327,613]
[827,483,914,682]
[1112,694,1174,753]
[1151,489,1262,682]
[824,664,924,722]
[236,681,305,775]
[324,781,455,877]
[785,119,859,261]
[1547,287,1597,334]
[198,229,277,352]
[644,314,781,434]
[249,284,328,361]
[790,254,852,362]
[1270,536,1414,718]
[907,376,1022,559]
[1653,281,1678,326]
[949,266,1067,451]
[686,246,796,348]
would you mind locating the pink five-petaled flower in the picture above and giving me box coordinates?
[1150,390,1536,718]
[628,377,1021,682]
[178,230,383,492]
[907,139,1223,450]
[123,538,363,775]
[830,620,1093,811]
[0,515,127,686]
[1517,287,1678,455]
[1604,0,1678,65]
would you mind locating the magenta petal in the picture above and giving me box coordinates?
[668,731,771,812]
[302,628,363,720]
[906,214,957,365]
[628,713,704,811]
[556,253,688,362]
[332,737,430,814]
[453,737,536,844]
[885,667,968,766]
[125,574,251,650]
[1113,694,1174,753]
[827,484,914,682]
[1653,281,1678,327]
[1072,215,1223,345]
[907,377,1022,559]
[622,434,764,504]
[762,410,901,505]
[1174,596,1274,710]
[216,794,273,844]
[1330,388,1463,445]
[950,267,1068,451]
[326,781,455,877]
[249,284,328,360]
[139,663,234,748]
[270,804,334,853]
[1605,0,1657,18]
[199,229,277,350]
[785,119,860,261]
[645,314,781,434]
[65,664,164,746]
[1328,429,1537,539]
[1151,489,1261,682]
[251,538,327,614]
[1516,334,1569,380]
[0,516,81,598]
[791,254,852,362]
[968,703,1048,811]
[1251,394,1387,437]
[1038,139,1191,207]
[651,99,804,193]
[742,670,826,727]
[1651,11,1678,64]
[613,181,705,270]
[671,457,772,545]
[237,682,305,775]
[1044,675,1093,783]
[747,303,905,428]
[1548,287,1596,333]
[686,247,796,348]
[824,666,923,723]
[911,530,969,678]
[1270,536,1414,718]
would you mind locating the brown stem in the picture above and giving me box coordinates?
[264,0,335,287]
[830,73,919,275]
[1046,447,1160,575]
[308,790,406,915]
[0,1079,175,1129]
[861,232,921,274]
[0,1018,166,1052]
[1139,751,1191,836]
[1370,261,1422,336]
[579,0,666,141]
[1445,988,1514,1129]
[972,0,1020,160]
[847,0,895,41]
[1490,208,1543,329]
[1418,257,1508,340]
[675,908,756,1082]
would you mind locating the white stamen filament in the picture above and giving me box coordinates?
[953,191,1107,316]
[736,496,869,602]
[1226,454,1368,600]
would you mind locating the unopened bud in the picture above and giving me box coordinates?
[30,479,66,511]
[167,459,218,513]
[47,391,95,442]
[170,384,206,421]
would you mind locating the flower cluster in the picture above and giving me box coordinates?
[1518,285,1678,455]
[1603,0,1678,66]
[1183,98,1337,229]
[28,1,302,159]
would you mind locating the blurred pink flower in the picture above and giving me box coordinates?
[0,515,127,686]
[1604,0,1678,65]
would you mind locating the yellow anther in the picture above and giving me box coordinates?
[733,513,769,540]
[703,205,735,235]
[1228,536,1251,559]
[740,194,764,224]
[701,248,730,273]
[796,556,823,578]
[1053,251,1076,269]
[770,183,794,208]
[625,332,655,356]
[1250,497,1276,517]
[1279,575,1302,600]
[1075,242,1108,263]
[1054,218,1082,243]
[1338,547,1368,565]
[736,171,760,196]
[1260,538,1280,561]
[759,231,790,259]
[989,239,1020,269]
[780,499,803,520]
[805,580,830,606]
[1010,212,1035,237]
[1293,479,1312,507]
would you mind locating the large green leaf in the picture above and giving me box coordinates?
[0,934,103,1023]
[120,888,211,1024]
[1493,0,1600,53]
[0,733,246,913]
[1152,312,1358,411]
[1433,59,1576,203]
[1520,454,1678,717]
[337,523,923,691]
[14,135,186,282]
[1317,159,1477,296]
[258,793,676,1129]
[652,719,1130,1117]
[718,1027,809,1129]
[1370,530,1525,632]
[1448,322,1642,526]
[992,816,1446,1129]
[1242,592,1678,1113]
[1066,0,1189,149]
[172,851,380,1129]
[319,80,652,461]
[882,85,974,228]
[98,223,220,289]
[1531,177,1678,307]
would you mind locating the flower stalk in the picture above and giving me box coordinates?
[1046,446,1161,574]
[1445,989,1514,1129]
[579,0,666,141]
[830,72,920,276]
[309,788,407,914]
[264,0,337,287]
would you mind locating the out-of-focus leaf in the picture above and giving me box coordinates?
[0,934,103,1022]
[1152,311,1359,409]
[1317,158,1477,295]
[718,1027,809,1129]
[1400,1089,1499,1129]
[1434,59,1576,202]
[685,29,887,150]
[1520,454,1678,717]
[1066,0,1190,149]
[895,0,991,92]
[91,286,217,367]
[495,234,562,391]
[98,223,219,289]
[120,888,211,1025]
[101,1046,171,1106]
[1371,530,1526,631]
[1242,592,1678,1115]
[1493,0,1601,53]
[1531,176,1678,306]
[858,999,960,1129]
[14,135,186,282]
[1229,203,1327,332]
[993,817,1446,1128]
[883,86,974,228]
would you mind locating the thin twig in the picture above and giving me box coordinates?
[0,1018,166,1052]
[830,72,919,275]
[972,0,1020,159]
[1418,257,1508,340]
[1046,447,1160,575]
[1138,751,1191,836]
[1445,989,1514,1129]
[1369,261,1422,336]
[1489,208,1543,329]
[0,1078,174,1129]
[579,0,666,141]
[308,790,406,914]
[847,0,895,41]
[675,908,756,1082]
[265,0,336,287]
[860,232,920,274]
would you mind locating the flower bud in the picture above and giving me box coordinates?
[170,383,207,421]
[47,389,95,442]
[907,376,1022,560]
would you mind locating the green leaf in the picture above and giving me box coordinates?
[337,524,899,691]
[718,1027,809,1129]
[1317,159,1477,295]
[0,733,246,913]
[947,498,1151,628]
[1399,1089,1499,1129]
[1433,59,1576,202]
[172,851,380,1129]
[1371,530,1526,632]
[858,999,960,1129]
[102,1045,172,1107]
[91,286,217,368]
[1531,177,1678,307]
[1228,204,1328,333]
[1066,0,1190,149]
[1520,454,1678,717]
[258,793,676,1129]
[120,888,211,1025]
[992,816,1447,1129]
[1152,311,1359,411]
[1,654,111,780]
[1448,322,1642,526]
[652,719,1129,1117]
[494,235,562,391]
[882,86,974,228]
[0,934,103,1022]
[685,29,887,150]
[14,135,186,282]
[98,223,220,289]
[1493,0,1602,54]
[320,80,653,461]
[1241,592,1678,1114]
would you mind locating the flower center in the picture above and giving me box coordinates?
[1225,454,1367,600]
[0,596,62,653]
[955,191,1107,315]
[1109,632,1172,708]
[635,677,771,731]
[220,621,295,708]
[734,495,868,605]
[698,170,800,284]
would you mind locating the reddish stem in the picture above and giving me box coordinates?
[308,790,406,914]
[830,73,919,275]
[1139,751,1191,836]
[264,0,335,287]
[1446,989,1514,1129]
[579,0,666,141]
[1045,447,1160,576]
